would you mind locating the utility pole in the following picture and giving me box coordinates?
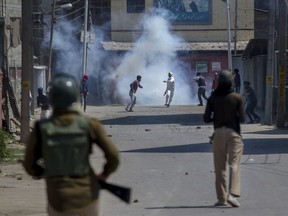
[48,0,56,83]
[223,0,232,71]
[264,0,275,125]
[82,0,89,76]
[233,0,238,55]
[21,0,33,142]
[276,0,287,128]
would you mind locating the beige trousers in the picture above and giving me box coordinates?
[213,127,243,202]
[48,200,98,216]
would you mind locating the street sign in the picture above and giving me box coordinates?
[80,31,96,44]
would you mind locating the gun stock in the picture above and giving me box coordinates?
[99,180,131,204]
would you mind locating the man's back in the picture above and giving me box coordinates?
[204,91,245,134]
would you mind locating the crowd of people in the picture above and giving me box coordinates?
[22,68,262,214]
[125,69,260,125]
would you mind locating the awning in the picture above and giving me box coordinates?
[241,39,268,59]
[101,41,249,52]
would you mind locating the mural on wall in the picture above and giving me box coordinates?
[153,0,211,24]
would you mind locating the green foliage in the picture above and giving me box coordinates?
[0,130,14,162]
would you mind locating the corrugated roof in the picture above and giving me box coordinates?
[241,39,268,59]
[101,41,249,51]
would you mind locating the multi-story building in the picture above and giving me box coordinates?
[111,0,254,43]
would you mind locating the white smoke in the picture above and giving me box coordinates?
[114,11,194,105]
[43,14,84,78]
[44,8,200,105]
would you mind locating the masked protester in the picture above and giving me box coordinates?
[203,70,245,207]
[163,71,175,107]
[23,73,120,216]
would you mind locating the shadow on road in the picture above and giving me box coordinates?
[121,138,288,155]
[101,114,205,126]
[146,205,221,209]
[243,128,288,135]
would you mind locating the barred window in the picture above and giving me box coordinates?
[127,0,145,13]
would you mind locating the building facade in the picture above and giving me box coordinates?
[104,0,254,95]
[111,0,254,43]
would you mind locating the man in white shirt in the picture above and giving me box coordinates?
[163,72,175,107]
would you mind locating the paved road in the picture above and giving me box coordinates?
[0,105,288,216]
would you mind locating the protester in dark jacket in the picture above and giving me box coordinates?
[80,74,89,112]
[36,87,50,119]
[233,68,241,93]
[125,75,143,112]
[194,72,208,106]
[204,70,245,208]
[243,81,261,123]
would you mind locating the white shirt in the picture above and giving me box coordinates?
[166,76,175,90]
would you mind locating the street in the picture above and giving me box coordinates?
[0,105,288,216]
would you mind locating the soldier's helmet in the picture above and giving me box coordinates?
[49,73,80,109]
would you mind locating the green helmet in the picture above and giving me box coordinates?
[49,73,80,109]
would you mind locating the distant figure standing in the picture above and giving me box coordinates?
[212,72,219,92]
[126,75,143,112]
[204,70,245,208]
[80,74,89,112]
[36,87,50,119]
[163,71,175,107]
[243,81,261,123]
[194,72,208,106]
[233,69,241,93]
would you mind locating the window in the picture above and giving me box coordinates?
[196,61,208,73]
[127,0,145,13]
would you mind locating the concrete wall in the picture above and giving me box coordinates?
[5,1,22,68]
[111,0,254,42]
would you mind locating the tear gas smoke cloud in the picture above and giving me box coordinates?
[43,16,84,78]
[44,9,204,105]
[114,11,198,105]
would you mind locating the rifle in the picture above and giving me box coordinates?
[19,160,131,204]
[99,180,132,204]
